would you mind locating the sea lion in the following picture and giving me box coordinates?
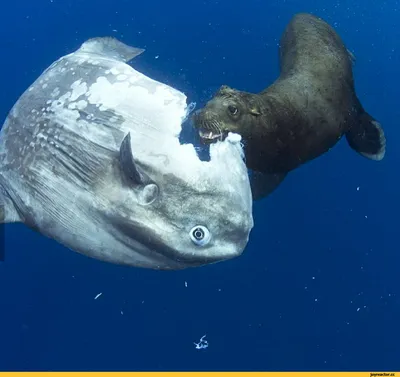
[192,12,386,199]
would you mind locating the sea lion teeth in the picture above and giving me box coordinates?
[199,129,220,141]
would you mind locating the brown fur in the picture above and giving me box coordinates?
[193,13,385,180]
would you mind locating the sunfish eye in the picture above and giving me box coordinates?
[189,225,211,246]
[228,105,238,115]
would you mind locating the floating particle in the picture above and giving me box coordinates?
[94,292,102,300]
[194,335,208,350]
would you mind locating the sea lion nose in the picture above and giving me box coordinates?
[191,109,203,125]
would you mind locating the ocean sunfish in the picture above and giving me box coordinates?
[0,37,254,270]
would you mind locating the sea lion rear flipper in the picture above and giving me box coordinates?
[250,171,287,200]
[345,112,386,161]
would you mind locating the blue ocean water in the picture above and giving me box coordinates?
[0,0,399,371]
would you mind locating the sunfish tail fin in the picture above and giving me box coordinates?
[345,110,386,161]
[78,37,145,63]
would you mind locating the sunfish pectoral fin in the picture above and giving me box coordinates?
[79,37,145,63]
[345,111,386,161]
[249,170,287,200]
[119,133,159,205]
[119,132,145,185]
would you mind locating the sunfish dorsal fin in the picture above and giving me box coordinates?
[79,37,145,63]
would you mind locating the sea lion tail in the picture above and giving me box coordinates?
[345,111,386,161]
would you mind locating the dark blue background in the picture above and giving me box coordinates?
[0,0,398,371]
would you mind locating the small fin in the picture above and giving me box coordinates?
[0,185,22,262]
[347,49,356,65]
[79,37,145,63]
[0,219,3,261]
[0,201,4,261]
[250,171,287,200]
[0,186,21,224]
[346,112,386,161]
[119,132,144,185]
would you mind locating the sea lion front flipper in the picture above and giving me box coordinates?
[345,111,386,161]
[249,171,287,200]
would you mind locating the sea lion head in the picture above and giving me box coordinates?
[192,85,261,144]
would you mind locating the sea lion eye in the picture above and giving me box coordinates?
[189,225,211,246]
[228,105,238,115]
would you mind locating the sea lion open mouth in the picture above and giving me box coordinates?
[192,109,228,144]
[198,128,224,144]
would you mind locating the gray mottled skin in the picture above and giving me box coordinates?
[0,37,253,269]
[193,13,386,199]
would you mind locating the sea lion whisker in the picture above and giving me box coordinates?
[207,120,224,140]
